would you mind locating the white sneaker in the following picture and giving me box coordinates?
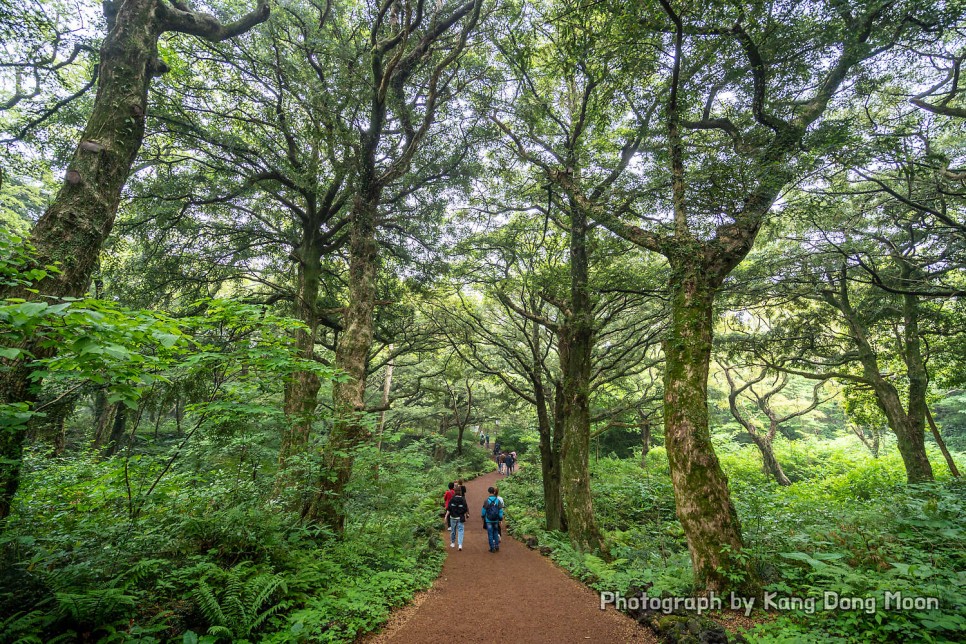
[450,543,455,548]
[458,545,462,550]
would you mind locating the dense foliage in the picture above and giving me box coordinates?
[501,438,966,642]
[1,425,493,642]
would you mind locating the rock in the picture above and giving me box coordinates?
[652,615,734,643]
[538,546,553,556]
[523,535,539,549]
[622,585,746,644]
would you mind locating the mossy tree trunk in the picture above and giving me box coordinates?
[276,234,323,489]
[560,203,607,553]
[528,318,565,531]
[535,383,566,532]
[748,432,791,486]
[0,0,159,519]
[305,193,379,529]
[664,258,755,593]
[823,271,934,483]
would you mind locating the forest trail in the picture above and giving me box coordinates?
[368,463,656,643]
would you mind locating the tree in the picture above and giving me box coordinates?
[720,364,827,486]
[305,0,484,529]
[747,219,957,484]
[433,209,663,537]
[0,0,270,521]
[582,0,948,592]
[479,0,668,552]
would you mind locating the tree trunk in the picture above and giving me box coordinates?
[926,406,960,477]
[92,393,119,450]
[376,349,394,444]
[535,379,564,531]
[102,405,128,457]
[897,285,935,483]
[876,392,934,484]
[560,206,606,553]
[276,238,322,489]
[374,346,394,470]
[749,432,791,486]
[305,195,379,528]
[552,384,567,532]
[834,283,934,483]
[663,263,755,594]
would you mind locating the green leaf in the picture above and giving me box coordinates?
[155,332,180,348]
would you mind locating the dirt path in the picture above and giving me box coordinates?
[369,466,656,643]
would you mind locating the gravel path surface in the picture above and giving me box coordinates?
[368,467,657,643]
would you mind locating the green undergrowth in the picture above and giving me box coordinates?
[500,439,966,643]
[0,434,494,643]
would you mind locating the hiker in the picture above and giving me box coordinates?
[492,441,500,456]
[442,482,456,528]
[456,478,468,499]
[485,434,490,447]
[497,452,506,475]
[504,451,515,475]
[479,434,485,446]
[445,486,469,550]
[481,486,504,552]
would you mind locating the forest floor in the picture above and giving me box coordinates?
[365,465,658,643]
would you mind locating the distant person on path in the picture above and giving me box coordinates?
[497,452,506,475]
[485,434,490,447]
[505,452,515,475]
[492,441,500,457]
[456,478,468,500]
[481,486,504,553]
[445,487,469,551]
[479,434,485,446]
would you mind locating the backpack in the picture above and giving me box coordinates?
[448,495,467,519]
[484,497,502,522]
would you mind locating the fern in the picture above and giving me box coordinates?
[192,563,287,641]
[195,579,229,629]
[0,610,48,644]
[53,586,137,628]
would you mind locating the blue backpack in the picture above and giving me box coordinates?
[484,497,502,522]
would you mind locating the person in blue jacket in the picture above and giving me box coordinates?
[481,486,504,553]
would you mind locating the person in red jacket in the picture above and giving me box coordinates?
[442,482,456,529]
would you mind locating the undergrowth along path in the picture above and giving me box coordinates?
[369,465,656,643]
